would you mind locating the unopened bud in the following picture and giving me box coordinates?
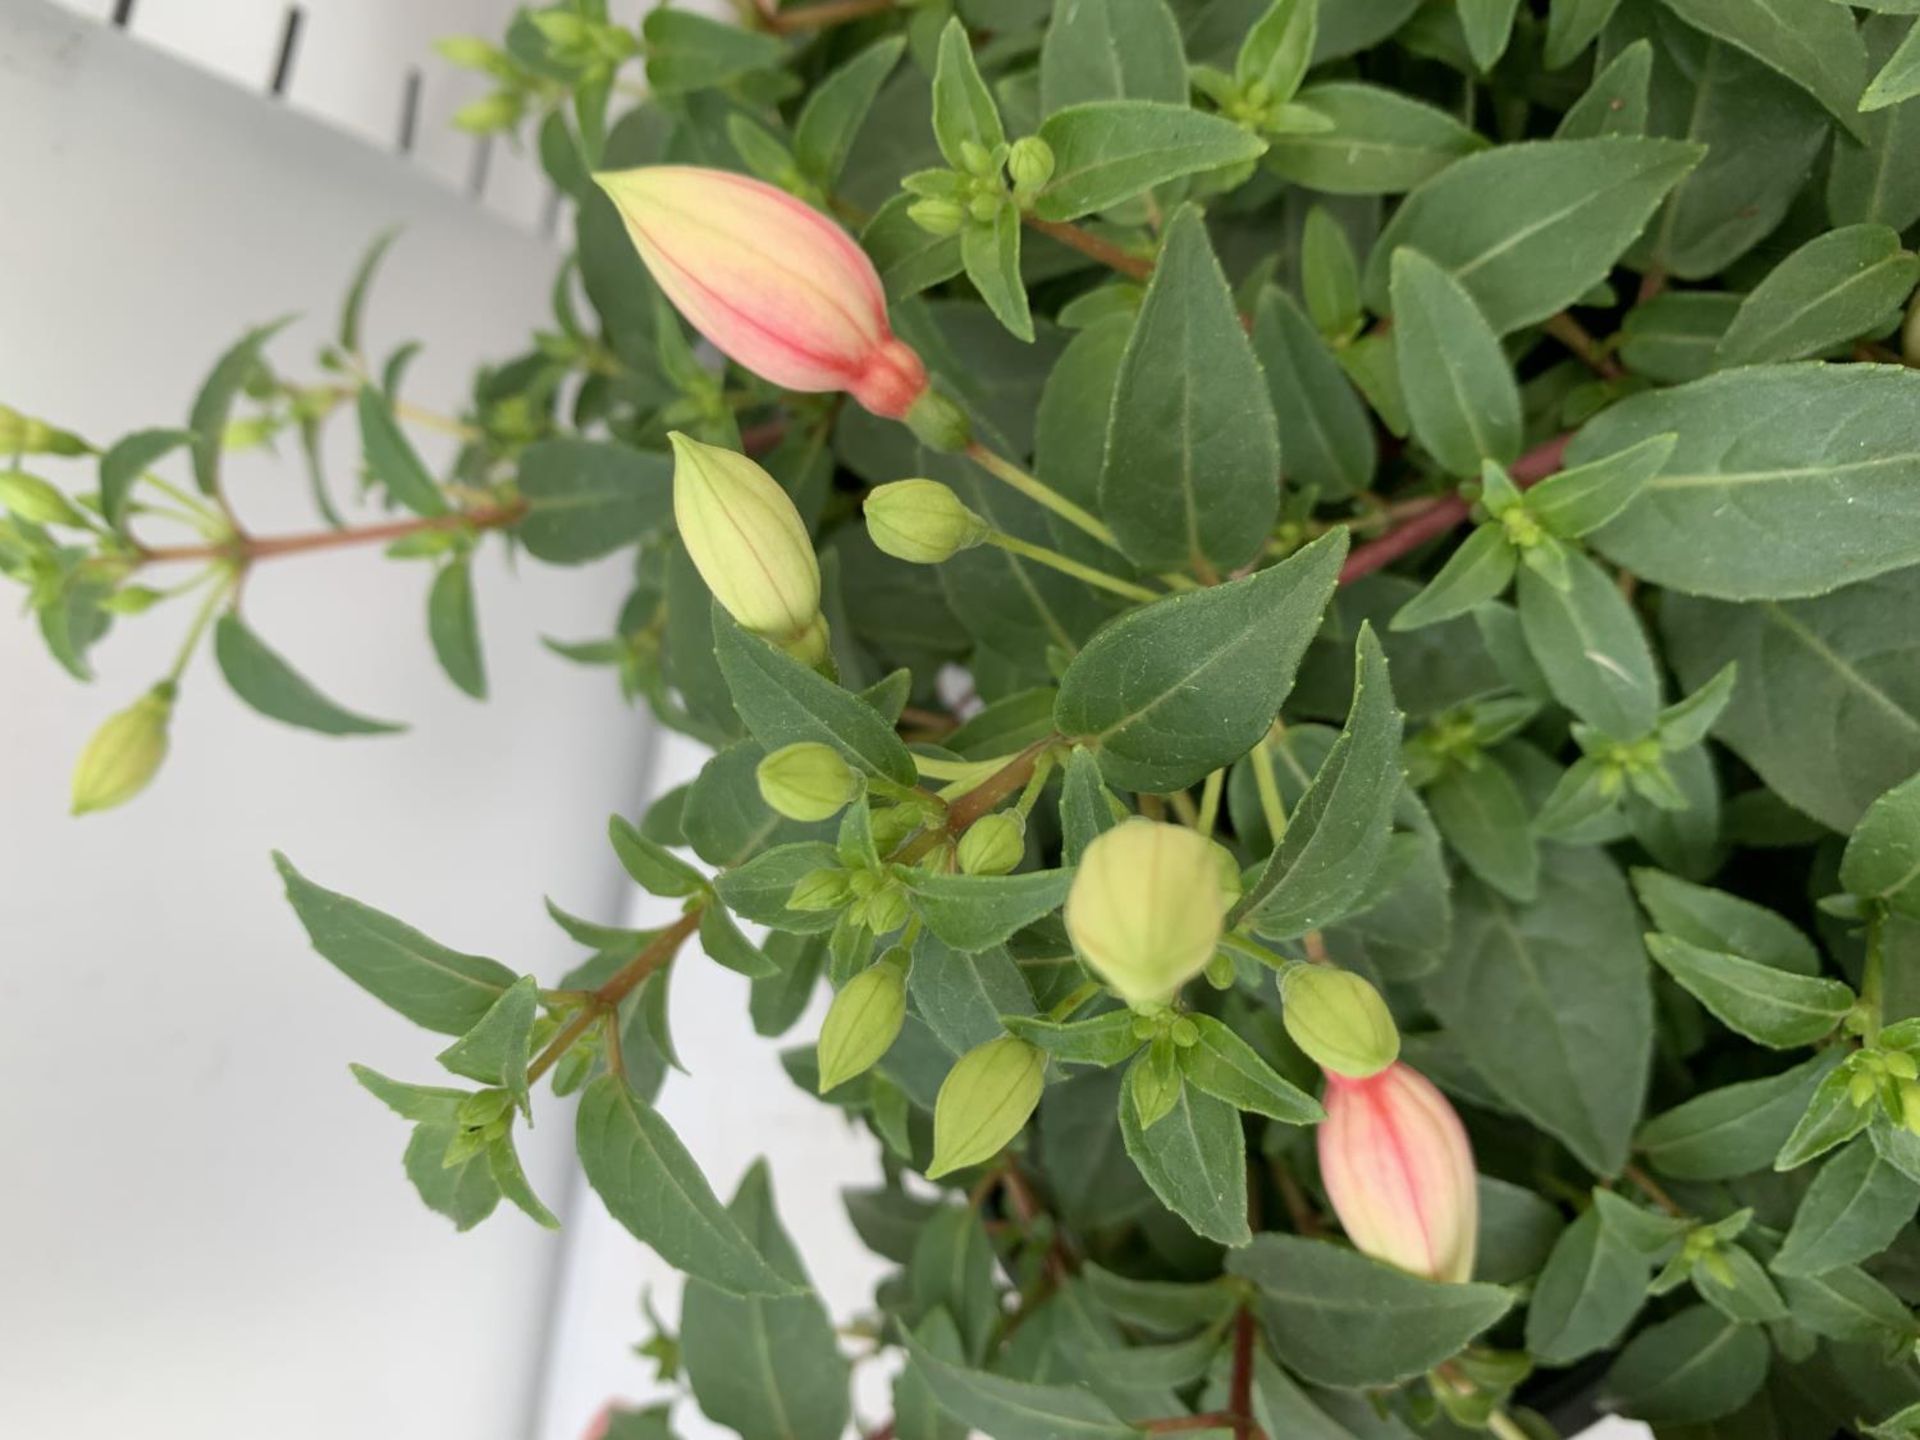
[1902,1080,1920,1138]
[817,950,909,1093]
[967,191,1003,223]
[0,470,84,527]
[756,742,857,822]
[853,877,911,935]
[928,1035,1046,1178]
[865,479,989,564]
[669,432,827,666]
[788,867,852,912]
[1281,965,1400,1079]
[1007,136,1056,195]
[1064,819,1230,1007]
[908,197,966,237]
[71,682,174,815]
[958,812,1024,876]
[958,139,995,177]
[1319,1063,1478,1282]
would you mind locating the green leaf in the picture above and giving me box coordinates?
[641,7,784,94]
[911,935,1036,1054]
[1516,546,1660,739]
[338,226,398,355]
[1097,204,1279,574]
[1842,772,1920,918]
[907,870,1074,953]
[575,1075,801,1297]
[907,1204,1000,1362]
[1630,869,1821,975]
[1460,0,1521,68]
[516,439,673,565]
[899,1331,1138,1440]
[1587,363,1920,600]
[1238,624,1404,936]
[357,386,450,517]
[1058,746,1122,866]
[435,974,539,1115]
[1001,1010,1142,1066]
[1620,292,1742,383]
[1230,1233,1514,1387]
[1426,846,1650,1174]
[1524,1207,1650,1363]
[275,852,516,1035]
[1774,1137,1920,1277]
[794,36,905,186]
[714,616,918,789]
[1265,83,1485,194]
[863,195,966,302]
[1119,1082,1249,1246]
[961,204,1032,342]
[1778,1265,1918,1346]
[680,1161,850,1440]
[1664,569,1920,832]
[1602,1304,1770,1425]
[699,904,779,980]
[932,17,1004,168]
[190,317,292,497]
[1863,16,1920,109]
[214,612,404,736]
[1476,1176,1568,1285]
[1427,757,1539,903]
[1657,0,1869,137]
[1645,933,1854,1048]
[1363,139,1702,333]
[1776,1063,1875,1171]
[488,1135,560,1229]
[1032,102,1267,221]
[610,815,707,898]
[1391,527,1516,631]
[1178,1014,1322,1122]
[1557,38,1652,137]
[427,559,486,700]
[1055,532,1342,792]
[1636,1051,1842,1179]
[1390,249,1522,478]
[1714,226,1919,368]
[1040,0,1188,111]
[99,427,193,533]
[1525,433,1677,540]
[714,841,844,935]
[1834,16,1920,230]
[1546,0,1624,68]
[1251,288,1375,501]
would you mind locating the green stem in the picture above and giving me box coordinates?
[965,441,1124,553]
[1013,751,1057,818]
[164,569,233,684]
[1219,930,1297,975]
[1485,1411,1531,1440]
[1864,912,1887,1045]
[1196,769,1225,835]
[985,531,1160,603]
[1248,731,1288,845]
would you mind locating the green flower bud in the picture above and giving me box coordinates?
[0,470,84,527]
[869,804,923,854]
[908,197,966,237]
[1064,819,1230,1006]
[453,91,524,134]
[756,741,858,822]
[958,812,1025,876]
[958,139,995,177]
[1281,964,1400,1079]
[71,683,175,816]
[864,479,989,565]
[968,191,1004,223]
[1902,1080,1920,1139]
[854,878,911,935]
[928,1035,1047,1178]
[788,867,853,912]
[669,432,827,666]
[902,389,972,453]
[1006,136,1056,195]
[817,950,909,1093]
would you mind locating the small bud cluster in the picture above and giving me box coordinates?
[903,134,1056,238]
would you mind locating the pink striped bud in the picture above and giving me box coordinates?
[594,165,931,421]
[1318,1063,1478,1283]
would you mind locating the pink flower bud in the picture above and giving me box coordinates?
[1318,1063,1478,1283]
[594,165,929,419]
